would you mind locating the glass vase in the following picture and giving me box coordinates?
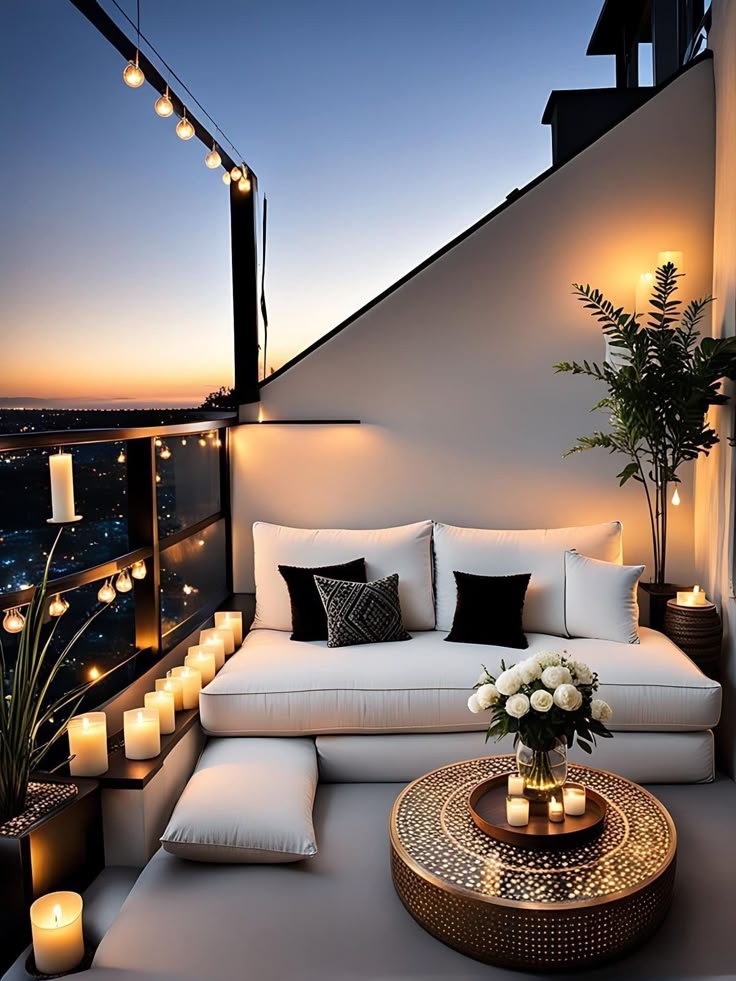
[516,737,568,802]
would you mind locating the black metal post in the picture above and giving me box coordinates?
[652,0,683,84]
[126,438,161,655]
[230,178,260,405]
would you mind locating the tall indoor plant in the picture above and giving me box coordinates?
[0,531,108,823]
[556,262,736,585]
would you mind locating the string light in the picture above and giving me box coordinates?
[238,173,251,193]
[155,474,161,483]
[117,450,126,464]
[131,560,147,580]
[3,608,25,634]
[160,445,172,460]
[198,437,207,447]
[97,580,116,604]
[222,171,231,186]
[116,569,133,593]
[672,487,681,506]
[215,436,222,447]
[230,166,242,182]
[154,85,173,117]
[181,437,188,446]
[205,143,221,169]
[154,438,162,447]
[88,666,101,681]
[176,110,195,141]
[123,51,145,88]
[49,594,69,617]
[182,584,194,595]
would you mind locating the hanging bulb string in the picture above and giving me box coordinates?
[107,0,250,172]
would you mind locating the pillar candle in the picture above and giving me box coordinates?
[215,611,243,647]
[199,636,225,670]
[185,647,216,686]
[144,690,176,735]
[170,665,202,710]
[505,796,529,827]
[30,892,84,975]
[123,708,160,760]
[200,626,235,656]
[67,712,108,776]
[562,784,587,816]
[48,452,78,523]
[548,796,565,823]
[507,774,525,796]
[156,676,184,711]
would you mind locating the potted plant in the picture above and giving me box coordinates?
[468,652,612,801]
[555,263,736,608]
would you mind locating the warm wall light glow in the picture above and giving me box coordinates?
[131,560,147,580]
[49,593,69,617]
[176,112,195,141]
[3,607,25,633]
[116,569,133,593]
[97,580,116,604]
[123,52,145,88]
[635,272,654,315]
[205,144,221,169]
[671,487,681,506]
[154,86,173,117]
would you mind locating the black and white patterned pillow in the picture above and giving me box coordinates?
[314,573,412,648]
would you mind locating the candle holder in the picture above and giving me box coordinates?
[663,598,723,679]
[25,941,95,979]
[46,516,83,524]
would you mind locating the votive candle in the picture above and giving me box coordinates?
[676,584,708,607]
[67,712,108,776]
[170,665,202,709]
[30,891,84,976]
[507,773,525,796]
[144,690,176,735]
[215,611,243,647]
[123,708,160,760]
[563,784,587,816]
[506,795,529,827]
[548,796,565,823]
[199,636,225,670]
[156,676,184,711]
[200,626,235,656]
[185,647,216,686]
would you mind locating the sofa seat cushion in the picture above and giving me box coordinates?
[160,737,318,863]
[199,627,721,736]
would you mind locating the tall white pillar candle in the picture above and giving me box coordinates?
[67,712,108,776]
[170,665,202,709]
[144,690,176,734]
[185,647,216,686]
[30,892,84,975]
[48,452,79,523]
[123,708,160,760]
[215,611,243,647]
[200,626,235,656]
[199,636,225,670]
[156,676,184,711]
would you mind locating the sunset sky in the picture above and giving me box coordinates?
[1,0,613,408]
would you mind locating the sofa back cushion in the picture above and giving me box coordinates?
[434,521,623,636]
[253,520,435,632]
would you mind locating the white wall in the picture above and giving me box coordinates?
[695,0,736,774]
[232,61,715,594]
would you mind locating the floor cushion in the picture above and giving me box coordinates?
[199,627,721,736]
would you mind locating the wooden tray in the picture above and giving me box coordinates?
[468,773,607,849]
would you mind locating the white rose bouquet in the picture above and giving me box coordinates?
[468,652,613,754]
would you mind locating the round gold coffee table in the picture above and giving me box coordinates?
[390,756,676,972]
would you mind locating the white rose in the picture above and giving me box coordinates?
[517,658,542,685]
[495,669,522,696]
[541,665,573,689]
[553,683,583,712]
[476,683,499,710]
[467,693,483,714]
[530,689,554,713]
[570,661,594,685]
[505,693,530,719]
[591,698,613,722]
[536,651,562,668]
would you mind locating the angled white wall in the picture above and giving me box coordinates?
[231,61,715,594]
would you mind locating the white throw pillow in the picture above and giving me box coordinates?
[161,738,318,863]
[564,549,644,644]
[433,521,623,636]
[252,520,435,631]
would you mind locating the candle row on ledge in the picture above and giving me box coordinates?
[505,773,587,827]
[66,613,243,771]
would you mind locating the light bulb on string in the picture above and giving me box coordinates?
[97,580,116,604]
[205,143,221,169]
[116,569,133,593]
[154,85,173,118]
[671,487,681,506]
[131,560,147,580]
[155,438,162,447]
[230,166,242,182]
[160,445,171,460]
[222,171,231,186]
[176,110,195,141]
[49,594,69,617]
[155,474,161,483]
[123,51,145,88]
[3,607,25,633]
[117,450,126,464]
[238,175,251,193]
[198,437,207,447]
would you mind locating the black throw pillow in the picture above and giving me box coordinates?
[279,558,367,641]
[445,571,531,648]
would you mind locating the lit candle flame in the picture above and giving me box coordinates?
[82,717,89,730]
[53,904,62,926]
[671,487,681,506]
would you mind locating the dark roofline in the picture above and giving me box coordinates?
[261,50,711,390]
